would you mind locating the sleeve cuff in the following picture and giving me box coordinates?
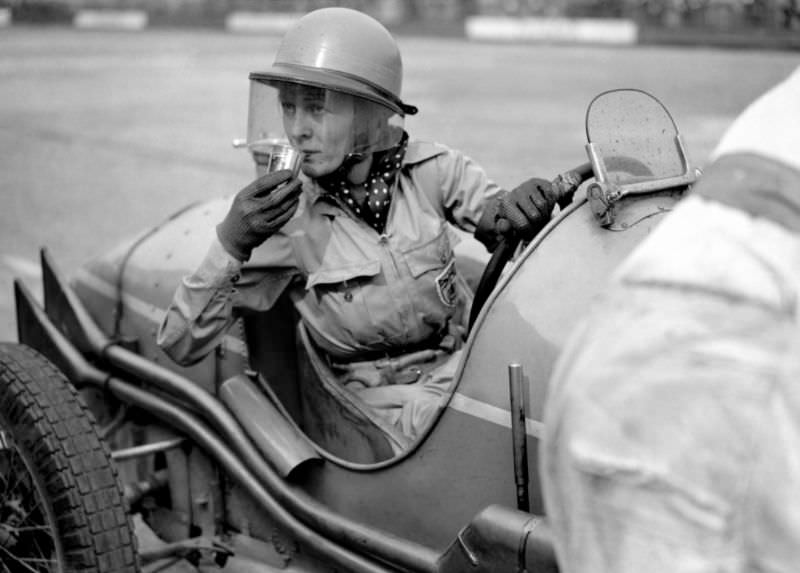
[473,194,504,252]
[187,237,244,287]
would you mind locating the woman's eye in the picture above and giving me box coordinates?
[280,102,295,114]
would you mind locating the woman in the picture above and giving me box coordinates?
[158,7,557,452]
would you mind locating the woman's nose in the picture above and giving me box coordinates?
[286,112,312,141]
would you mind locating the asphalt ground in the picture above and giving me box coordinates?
[1,28,798,345]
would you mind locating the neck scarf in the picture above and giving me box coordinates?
[320,132,409,234]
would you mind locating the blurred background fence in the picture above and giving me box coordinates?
[2,0,799,43]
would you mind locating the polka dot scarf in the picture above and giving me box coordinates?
[322,132,409,234]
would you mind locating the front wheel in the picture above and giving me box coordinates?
[0,343,139,572]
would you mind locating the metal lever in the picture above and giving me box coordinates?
[508,363,530,512]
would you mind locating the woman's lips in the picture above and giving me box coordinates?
[300,151,318,163]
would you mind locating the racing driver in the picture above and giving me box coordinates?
[158,7,557,453]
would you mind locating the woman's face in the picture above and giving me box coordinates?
[280,86,356,179]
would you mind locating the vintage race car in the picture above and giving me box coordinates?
[0,88,697,573]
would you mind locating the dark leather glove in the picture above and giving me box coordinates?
[495,177,558,241]
[216,170,303,261]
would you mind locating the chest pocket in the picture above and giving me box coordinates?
[303,259,383,349]
[402,228,459,308]
[402,228,453,278]
[306,260,381,290]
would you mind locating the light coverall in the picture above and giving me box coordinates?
[542,65,800,572]
[158,140,502,447]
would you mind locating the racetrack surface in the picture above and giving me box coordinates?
[1,28,798,344]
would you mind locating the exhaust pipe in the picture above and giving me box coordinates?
[16,278,395,573]
[30,249,442,573]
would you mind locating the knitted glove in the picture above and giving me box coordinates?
[495,177,558,241]
[216,170,302,261]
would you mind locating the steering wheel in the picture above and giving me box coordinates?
[467,163,594,331]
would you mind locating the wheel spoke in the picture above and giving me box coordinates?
[0,542,56,572]
[17,501,51,531]
[29,526,55,570]
[1,439,24,500]
[3,446,33,503]
[0,431,57,573]
[12,525,55,534]
[2,438,28,497]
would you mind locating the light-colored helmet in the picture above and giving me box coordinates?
[250,7,416,117]
[245,8,415,174]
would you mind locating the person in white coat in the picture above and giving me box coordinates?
[542,64,800,573]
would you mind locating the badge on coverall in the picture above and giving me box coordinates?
[435,259,458,307]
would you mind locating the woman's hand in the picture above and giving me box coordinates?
[495,177,558,240]
[216,170,303,261]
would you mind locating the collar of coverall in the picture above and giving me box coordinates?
[305,140,449,216]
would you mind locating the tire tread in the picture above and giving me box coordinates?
[0,342,139,572]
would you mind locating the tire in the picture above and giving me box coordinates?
[0,342,139,572]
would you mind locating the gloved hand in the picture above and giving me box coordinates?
[216,170,303,261]
[495,177,558,241]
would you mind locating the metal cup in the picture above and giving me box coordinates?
[250,139,302,178]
